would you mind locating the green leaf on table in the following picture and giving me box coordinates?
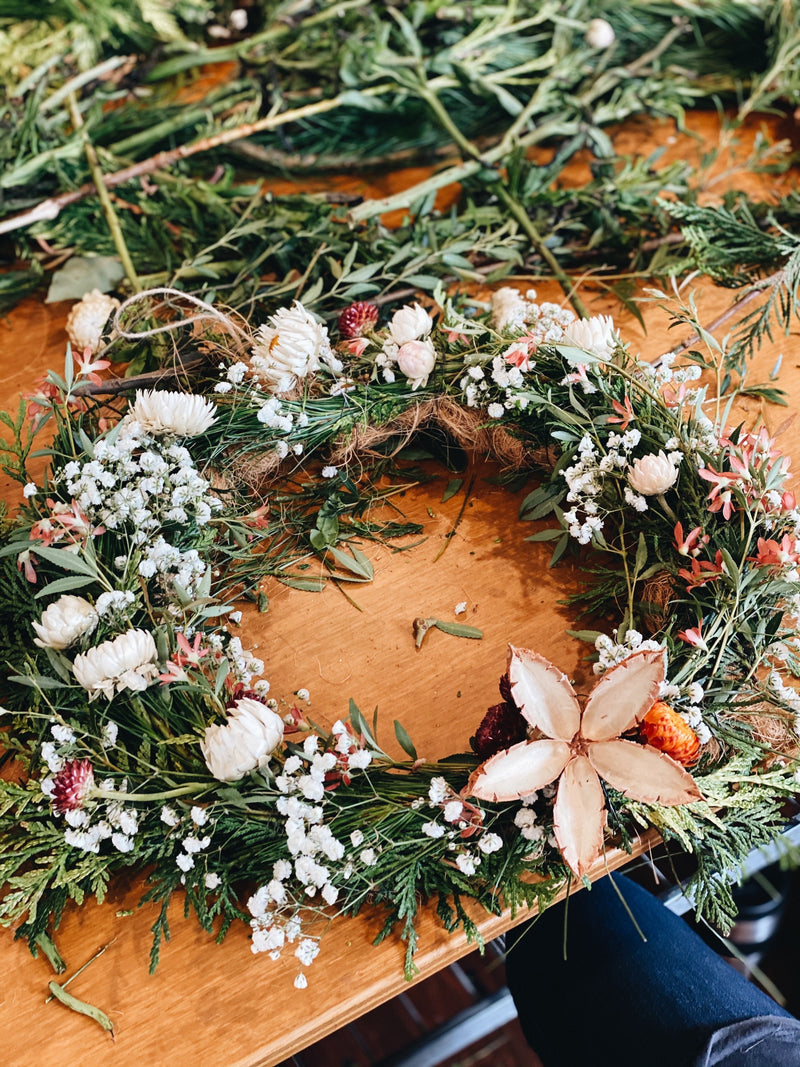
[432,620,483,639]
[45,256,126,303]
[441,478,463,503]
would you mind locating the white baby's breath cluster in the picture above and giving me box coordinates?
[513,792,547,843]
[59,420,222,543]
[419,776,502,875]
[469,289,575,411]
[593,630,665,675]
[561,429,635,541]
[248,723,377,985]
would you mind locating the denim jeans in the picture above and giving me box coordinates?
[505,873,799,1067]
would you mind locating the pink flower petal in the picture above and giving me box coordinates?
[507,645,581,741]
[552,755,606,878]
[586,739,703,805]
[581,649,664,741]
[468,738,571,803]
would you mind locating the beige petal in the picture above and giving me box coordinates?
[552,755,606,878]
[508,645,581,742]
[587,739,703,805]
[581,649,665,741]
[468,738,571,803]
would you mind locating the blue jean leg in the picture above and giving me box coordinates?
[505,873,793,1067]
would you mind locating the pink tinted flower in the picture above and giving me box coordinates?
[751,535,800,570]
[75,347,111,386]
[51,759,95,814]
[396,338,436,388]
[677,623,707,651]
[345,337,369,357]
[608,395,635,431]
[673,522,708,558]
[698,467,739,520]
[627,451,678,496]
[663,382,688,408]
[504,335,537,370]
[17,549,37,583]
[678,551,725,591]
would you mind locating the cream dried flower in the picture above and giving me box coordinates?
[396,338,437,390]
[250,302,332,392]
[389,303,433,345]
[129,390,217,437]
[33,594,98,650]
[72,628,159,700]
[562,314,618,359]
[201,697,285,782]
[585,18,615,49]
[65,289,120,354]
[627,451,679,496]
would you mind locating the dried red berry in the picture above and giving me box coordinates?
[338,301,379,339]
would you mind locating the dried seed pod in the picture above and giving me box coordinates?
[640,701,701,766]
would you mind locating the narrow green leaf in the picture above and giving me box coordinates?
[441,478,463,504]
[393,720,418,760]
[25,544,98,577]
[34,574,95,599]
[278,577,326,592]
[432,620,483,639]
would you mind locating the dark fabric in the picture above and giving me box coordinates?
[695,1016,800,1066]
[505,874,794,1067]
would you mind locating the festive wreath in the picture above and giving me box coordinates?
[1,282,799,1009]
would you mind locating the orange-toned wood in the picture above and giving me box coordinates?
[1,110,799,1067]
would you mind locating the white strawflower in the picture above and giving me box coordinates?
[585,18,615,49]
[200,697,285,782]
[65,289,120,354]
[490,287,529,332]
[33,594,98,649]
[389,303,432,345]
[72,628,158,700]
[396,338,436,389]
[250,302,332,393]
[627,451,679,496]
[129,390,217,437]
[562,315,618,359]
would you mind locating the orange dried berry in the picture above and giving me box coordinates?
[641,701,701,766]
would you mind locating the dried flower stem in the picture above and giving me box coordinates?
[67,93,140,293]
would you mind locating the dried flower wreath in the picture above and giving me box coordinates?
[0,283,798,1006]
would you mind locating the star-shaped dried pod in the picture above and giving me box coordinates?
[467,646,703,878]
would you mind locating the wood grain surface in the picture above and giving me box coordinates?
[1,109,798,1066]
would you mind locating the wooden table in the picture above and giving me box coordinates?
[1,110,798,1067]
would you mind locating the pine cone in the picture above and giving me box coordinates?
[338,301,379,339]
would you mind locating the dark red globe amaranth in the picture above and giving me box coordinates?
[469,674,527,759]
[51,758,95,814]
[338,301,379,339]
